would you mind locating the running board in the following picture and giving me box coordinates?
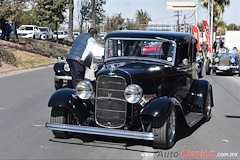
[185,112,203,127]
[45,122,154,140]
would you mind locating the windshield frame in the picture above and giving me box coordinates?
[104,37,177,66]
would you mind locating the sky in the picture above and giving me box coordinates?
[103,0,239,25]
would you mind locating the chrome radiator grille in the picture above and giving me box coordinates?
[219,56,230,66]
[95,75,127,128]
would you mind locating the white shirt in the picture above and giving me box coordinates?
[81,37,96,60]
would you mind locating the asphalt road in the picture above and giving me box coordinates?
[0,66,240,160]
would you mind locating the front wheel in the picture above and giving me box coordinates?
[55,80,63,90]
[50,107,73,138]
[205,59,211,75]
[238,61,240,76]
[152,107,177,149]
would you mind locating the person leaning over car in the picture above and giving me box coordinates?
[66,28,98,89]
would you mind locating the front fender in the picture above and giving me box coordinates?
[48,88,75,108]
[141,97,181,119]
[54,62,69,75]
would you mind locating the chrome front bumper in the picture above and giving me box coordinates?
[210,64,238,70]
[45,122,154,140]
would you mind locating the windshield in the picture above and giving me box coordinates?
[39,28,48,31]
[105,38,176,63]
[18,26,34,31]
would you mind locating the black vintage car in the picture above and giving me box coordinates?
[46,30,214,149]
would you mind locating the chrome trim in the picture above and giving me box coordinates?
[95,75,127,128]
[210,64,238,69]
[55,75,72,80]
[45,122,154,140]
[96,97,127,102]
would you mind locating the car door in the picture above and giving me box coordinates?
[174,39,195,104]
[34,26,40,39]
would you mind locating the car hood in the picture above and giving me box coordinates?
[97,60,174,93]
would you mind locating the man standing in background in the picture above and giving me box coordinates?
[0,16,7,40]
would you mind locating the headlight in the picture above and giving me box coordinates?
[214,57,219,63]
[93,63,98,72]
[64,63,70,72]
[124,84,143,103]
[230,58,235,63]
[76,80,93,99]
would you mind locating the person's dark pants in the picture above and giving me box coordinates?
[66,59,85,89]
[6,31,11,41]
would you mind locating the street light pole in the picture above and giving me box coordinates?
[209,0,214,53]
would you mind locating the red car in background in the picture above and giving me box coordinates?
[142,42,162,54]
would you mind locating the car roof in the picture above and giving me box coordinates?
[105,30,195,42]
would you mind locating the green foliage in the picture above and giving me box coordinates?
[124,18,139,30]
[94,0,106,26]
[23,39,69,58]
[33,0,68,31]
[105,13,125,32]
[227,23,240,31]
[135,9,151,30]
[0,48,17,66]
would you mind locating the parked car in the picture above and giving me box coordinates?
[46,30,214,149]
[73,32,80,39]
[39,27,53,40]
[53,31,68,40]
[205,48,240,76]
[96,33,106,44]
[17,25,41,39]
[142,42,162,54]
[54,44,104,90]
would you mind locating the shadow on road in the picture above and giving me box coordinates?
[225,115,240,119]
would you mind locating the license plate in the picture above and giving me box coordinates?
[218,66,229,70]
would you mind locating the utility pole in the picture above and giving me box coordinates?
[208,0,214,52]
[174,11,181,32]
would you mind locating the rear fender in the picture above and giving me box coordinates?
[186,79,214,112]
[48,88,75,108]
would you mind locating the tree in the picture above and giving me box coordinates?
[227,23,239,31]
[125,18,138,30]
[78,0,91,33]
[89,0,106,28]
[91,0,96,28]
[200,0,230,18]
[200,0,230,38]
[33,0,68,41]
[105,13,124,32]
[135,9,151,30]
[0,0,29,41]
[66,0,74,42]
[214,17,226,35]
